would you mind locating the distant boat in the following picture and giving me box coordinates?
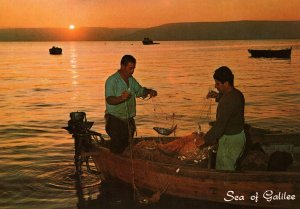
[142,37,159,45]
[248,47,292,59]
[49,46,62,55]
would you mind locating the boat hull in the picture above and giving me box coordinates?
[248,48,292,58]
[142,37,160,45]
[91,134,300,209]
[49,47,62,55]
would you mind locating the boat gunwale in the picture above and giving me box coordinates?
[92,142,300,181]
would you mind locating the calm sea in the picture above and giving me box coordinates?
[0,40,300,209]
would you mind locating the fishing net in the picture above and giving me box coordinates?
[156,133,216,164]
[123,133,216,167]
[123,140,180,164]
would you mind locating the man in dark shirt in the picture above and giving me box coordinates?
[204,66,245,170]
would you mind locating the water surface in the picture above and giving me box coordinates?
[0,40,299,209]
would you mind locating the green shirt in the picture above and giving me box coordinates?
[204,88,245,144]
[105,71,146,120]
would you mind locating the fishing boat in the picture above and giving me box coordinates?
[248,47,292,59]
[142,37,160,45]
[64,112,300,209]
[49,46,62,55]
[90,136,299,209]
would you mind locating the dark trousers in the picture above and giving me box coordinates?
[105,114,136,154]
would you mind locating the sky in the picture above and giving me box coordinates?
[0,0,300,28]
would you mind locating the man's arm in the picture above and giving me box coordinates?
[130,77,158,99]
[204,101,234,144]
[105,76,132,105]
[106,91,131,105]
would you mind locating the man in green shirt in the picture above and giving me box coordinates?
[204,66,246,170]
[105,55,157,153]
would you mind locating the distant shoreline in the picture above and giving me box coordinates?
[1,21,300,41]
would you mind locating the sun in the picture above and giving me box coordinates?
[69,24,75,30]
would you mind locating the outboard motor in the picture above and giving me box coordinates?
[63,112,104,178]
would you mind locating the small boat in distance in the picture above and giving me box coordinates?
[142,37,160,45]
[248,47,292,59]
[49,46,62,55]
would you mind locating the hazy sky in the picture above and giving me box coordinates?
[1,0,300,28]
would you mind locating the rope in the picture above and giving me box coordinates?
[120,88,215,204]
[124,95,138,201]
[126,91,172,203]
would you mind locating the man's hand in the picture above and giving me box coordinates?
[121,91,131,101]
[206,90,218,99]
[148,89,158,98]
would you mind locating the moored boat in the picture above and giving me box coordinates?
[49,46,62,55]
[248,47,292,59]
[142,37,160,45]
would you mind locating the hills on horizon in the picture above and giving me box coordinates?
[1,21,300,41]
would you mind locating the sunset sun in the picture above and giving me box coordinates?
[69,24,75,30]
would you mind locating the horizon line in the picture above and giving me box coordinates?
[1,20,300,29]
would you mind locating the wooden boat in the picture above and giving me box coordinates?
[142,37,160,45]
[248,47,292,59]
[90,133,300,209]
[49,46,62,55]
[63,112,299,208]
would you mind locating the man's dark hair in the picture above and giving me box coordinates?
[213,66,234,86]
[121,55,136,65]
